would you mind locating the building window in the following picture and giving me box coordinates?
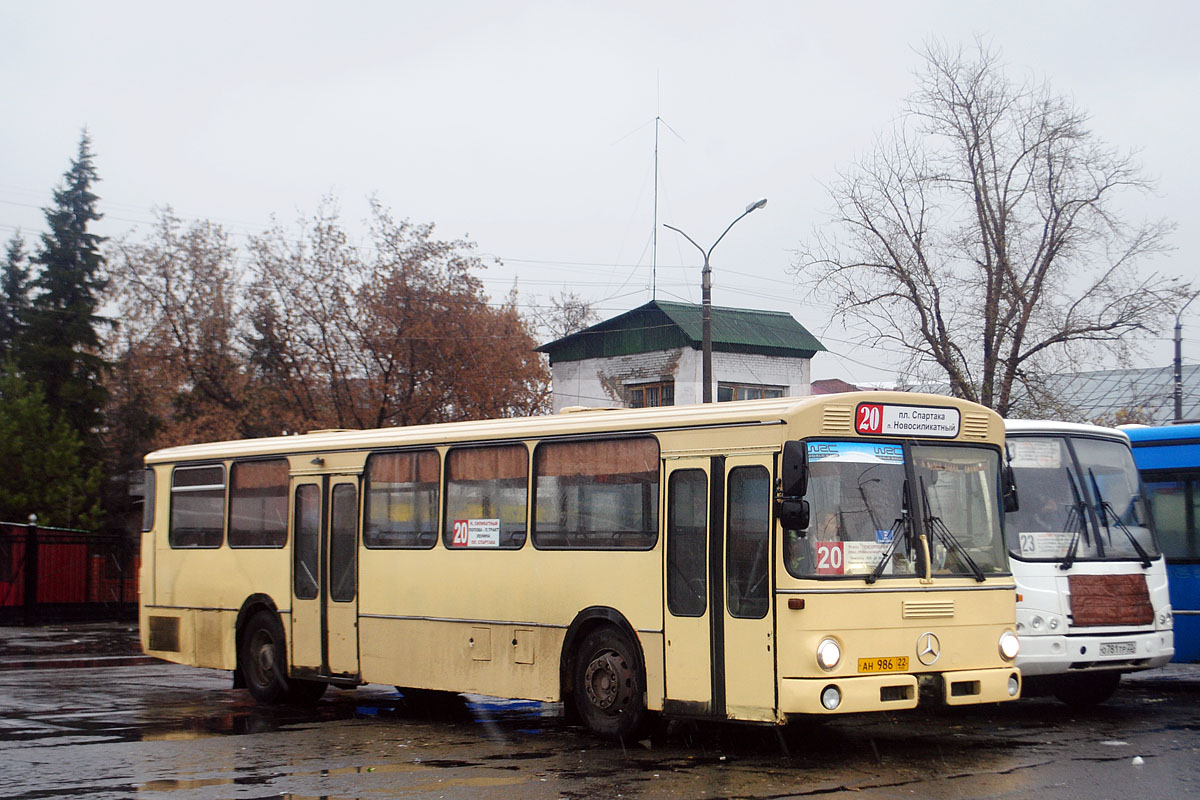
[629,381,674,408]
[717,383,784,402]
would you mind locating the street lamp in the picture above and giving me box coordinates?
[1175,291,1199,422]
[665,198,767,403]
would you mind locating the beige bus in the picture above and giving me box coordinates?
[140,391,1021,739]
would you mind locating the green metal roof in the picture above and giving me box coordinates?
[538,300,826,364]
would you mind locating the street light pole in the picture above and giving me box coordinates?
[665,198,767,403]
[1175,292,1199,422]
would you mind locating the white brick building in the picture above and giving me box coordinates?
[537,301,826,412]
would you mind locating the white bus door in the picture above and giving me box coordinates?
[290,475,361,680]
[663,455,777,721]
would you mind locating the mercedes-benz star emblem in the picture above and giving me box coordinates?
[916,632,941,666]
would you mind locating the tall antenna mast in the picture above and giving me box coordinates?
[652,115,660,299]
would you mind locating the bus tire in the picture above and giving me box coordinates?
[1053,672,1121,707]
[572,627,648,740]
[240,610,291,704]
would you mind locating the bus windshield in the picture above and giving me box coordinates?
[1006,435,1159,563]
[785,441,1007,579]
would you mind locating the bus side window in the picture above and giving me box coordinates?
[363,450,440,549]
[727,466,770,619]
[169,465,226,548]
[444,445,528,550]
[293,484,320,600]
[229,459,289,548]
[532,437,659,550]
[667,469,707,616]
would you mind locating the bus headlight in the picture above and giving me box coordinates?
[821,684,842,710]
[816,637,842,671]
[1008,673,1020,697]
[1158,609,1173,629]
[999,631,1020,661]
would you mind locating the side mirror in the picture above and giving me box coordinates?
[780,440,808,498]
[1002,464,1020,513]
[779,498,810,532]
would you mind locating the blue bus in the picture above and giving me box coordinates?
[1126,422,1200,663]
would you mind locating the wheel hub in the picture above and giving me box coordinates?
[584,649,631,712]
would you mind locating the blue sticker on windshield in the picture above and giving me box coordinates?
[807,441,905,465]
[876,529,894,543]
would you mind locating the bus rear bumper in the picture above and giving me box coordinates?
[779,667,1020,715]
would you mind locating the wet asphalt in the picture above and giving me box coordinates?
[1,623,1198,799]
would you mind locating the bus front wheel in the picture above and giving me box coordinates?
[573,628,648,740]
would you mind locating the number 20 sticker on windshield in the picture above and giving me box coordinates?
[855,403,961,438]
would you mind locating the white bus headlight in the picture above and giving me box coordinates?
[999,630,1020,661]
[821,684,842,710]
[816,637,842,671]
[1158,609,1173,629]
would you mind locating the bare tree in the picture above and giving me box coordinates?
[247,198,549,429]
[532,289,600,342]
[794,40,1190,415]
[106,208,253,445]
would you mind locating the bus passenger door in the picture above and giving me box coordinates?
[291,479,323,674]
[721,455,777,721]
[325,477,360,677]
[663,459,713,713]
[290,475,361,679]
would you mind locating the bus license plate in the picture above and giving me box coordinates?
[1099,641,1136,656]
[858,656,909,673]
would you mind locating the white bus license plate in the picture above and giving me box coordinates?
[1099,641,1136,656]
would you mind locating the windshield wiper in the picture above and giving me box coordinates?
[867,480,909,584]
[1088,468,1152,569]
[918,476,985,581]
[1059,468,1091,570]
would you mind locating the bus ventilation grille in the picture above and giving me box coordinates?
[822,406,854,435]
[148,616,181,652]
[961,413,990,440]
[902,600,955,619]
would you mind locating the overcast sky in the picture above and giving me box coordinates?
[3,0,1197,385]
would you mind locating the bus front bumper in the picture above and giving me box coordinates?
[1016,630,1174,677]
[779,667,1020,715]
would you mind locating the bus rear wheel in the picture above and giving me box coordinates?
[1053,671,1121,707]
[573,628,648,740]
[240,610,311,704]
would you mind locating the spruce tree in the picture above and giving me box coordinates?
[0,232,30,361]
[18,131,110,458]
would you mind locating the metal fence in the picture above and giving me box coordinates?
[0,522,138,625]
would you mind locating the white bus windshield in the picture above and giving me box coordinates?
[1006,435,1159,563]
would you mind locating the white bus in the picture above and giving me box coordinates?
[140,392,1022,739]
[1004,420,1173,704]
